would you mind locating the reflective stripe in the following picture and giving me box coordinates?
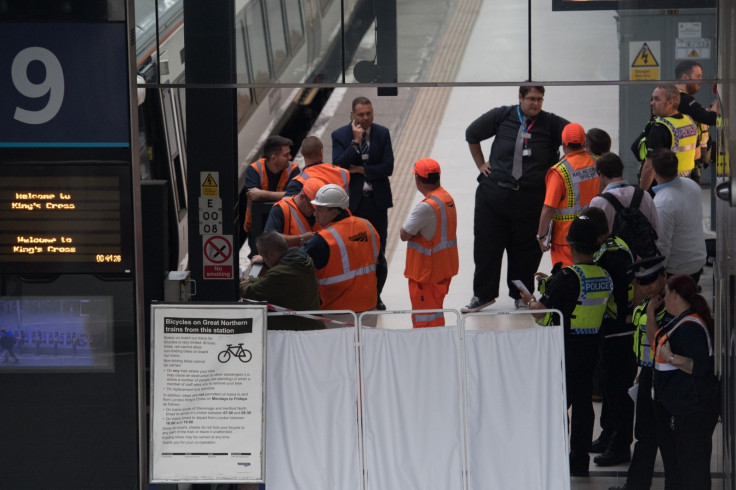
[318,219,379,287]
[414,311,444,322]
[284,199,308,234]
[552,159,598,220]
[406,195,458,256]
[653,314,713,369]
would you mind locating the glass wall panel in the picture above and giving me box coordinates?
[245,1,272,84]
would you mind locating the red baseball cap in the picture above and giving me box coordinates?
[412,158,441,177]
[562,123,586,146]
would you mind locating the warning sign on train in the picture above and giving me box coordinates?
[203,235,234,279]
[201,172,219,196]
[629,41,660,81]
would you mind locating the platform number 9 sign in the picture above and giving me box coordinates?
[11,47,65,125]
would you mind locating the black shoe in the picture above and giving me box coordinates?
[594,450,631,466]
[590,436,609,453]
[376,297,386,310]
[570,467,589,477]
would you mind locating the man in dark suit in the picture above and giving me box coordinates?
[332,96,394,310]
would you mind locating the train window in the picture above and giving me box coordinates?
[318,0,332,15]
[160,87,188,216]
[283,0,304,53]
[265,0,289,75]
[245,0,272,85]
[235,19,255,126]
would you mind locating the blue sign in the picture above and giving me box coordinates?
[0,23,130,148]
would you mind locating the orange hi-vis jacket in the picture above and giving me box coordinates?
[404,187,459,283]
[548,150,600,248]
[295,162,350,193]
[316,216,379,312]
[273,196,320,235]
[244,158,299,232]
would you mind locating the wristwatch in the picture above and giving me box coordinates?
[536,233,547,240]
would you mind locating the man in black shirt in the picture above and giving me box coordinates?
[463,86,568,312]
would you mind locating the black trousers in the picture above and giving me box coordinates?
[598,329,637,454]
[566,336,600,470]
[353,193,388,296]
[472,180,544,301]
[654,392,720,490]
[625,366,657,490]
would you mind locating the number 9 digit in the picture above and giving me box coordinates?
[11,47,65,125]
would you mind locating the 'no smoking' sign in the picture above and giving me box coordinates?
[203,235,233,279]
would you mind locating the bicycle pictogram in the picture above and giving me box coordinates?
[217,343,252,363]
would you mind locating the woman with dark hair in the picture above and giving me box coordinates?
[651,274,720,489]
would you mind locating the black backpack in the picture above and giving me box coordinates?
[600,187,660,259]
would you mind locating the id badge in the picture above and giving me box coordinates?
[522,148,532,157]
[362,153,369,161]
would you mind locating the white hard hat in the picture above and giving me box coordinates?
[311,183,349,209]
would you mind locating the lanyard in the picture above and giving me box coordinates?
[517,106,536,148]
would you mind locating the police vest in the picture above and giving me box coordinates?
[316,216,379,312]
[653,313,712,372]
[540,264,612,334]
[404,187,459,283]
[244,159,299,232]
[550,151,600,245]
[274,197,316,236]
[593,236,634,320]
[655,115,698,175]
[632,298,667,367]
[296,163,350,193]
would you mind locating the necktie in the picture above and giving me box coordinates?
[512,118,528,181]
[360,134,369,156]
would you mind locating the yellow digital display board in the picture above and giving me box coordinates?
[0,164,133,273]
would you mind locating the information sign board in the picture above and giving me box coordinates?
[150,304,267,483]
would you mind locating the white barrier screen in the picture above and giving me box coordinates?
[361,327,465,490]
[265,328,362,490]
[465,327,569,490]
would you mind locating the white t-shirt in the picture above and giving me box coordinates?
[402,201,436,240]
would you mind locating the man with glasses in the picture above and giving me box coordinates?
[462,86,569,312]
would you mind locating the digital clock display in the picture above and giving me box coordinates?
[0,163,134,274]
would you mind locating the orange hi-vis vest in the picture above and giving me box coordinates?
[316,216,379,312]
[296,162,350,193]
[404,187,459,283]
[244,158,299,232]
[273,196,319,235]
[653,313,712,372]
[550,150,600,247]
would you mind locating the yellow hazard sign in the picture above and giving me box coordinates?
[632,43,659,67]
[630,41,661,81]
[201,172,219,196]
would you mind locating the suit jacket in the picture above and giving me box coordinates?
[331,122,394,211]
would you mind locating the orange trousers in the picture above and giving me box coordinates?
[408,278,452,328]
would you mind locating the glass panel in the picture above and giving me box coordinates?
[246,1,272,84]
[134,0,186,84]
[266,0,289,75]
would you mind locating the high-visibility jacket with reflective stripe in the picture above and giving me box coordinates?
[540,264,612,334]
[316,216,379,312]
[549,151,600,246]
[593,236,634,320]
[274,196,318,235]
[295,163,350,193]
[244,158,299,231]
[404,187,459,283]
[632,298,667,367]
[655,114,698,175]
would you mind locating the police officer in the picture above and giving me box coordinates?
[521,216,613,477]
[609,256,671,490]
